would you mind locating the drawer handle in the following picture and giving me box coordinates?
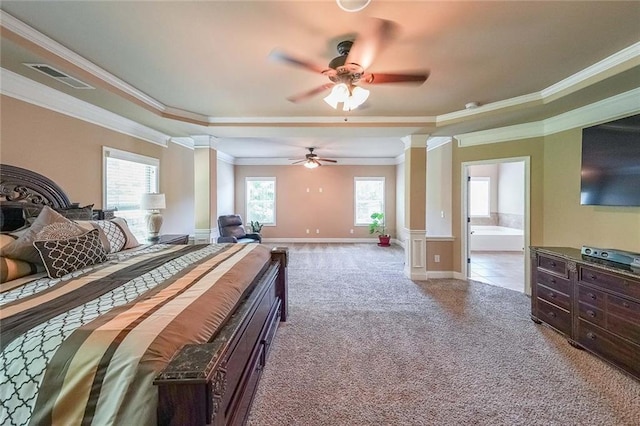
[589,274,597,280]
[586,332,596,340]
[586,310,596,318]
[623,280,629,287]
[623,302,630,308]
[587,292,596,300]
[548,311,556,318]
[550,261,556,267]
[550,278,556,284]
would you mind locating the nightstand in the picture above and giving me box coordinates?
[152,234,189,245]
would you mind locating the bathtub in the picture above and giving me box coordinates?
[469,225,524,251]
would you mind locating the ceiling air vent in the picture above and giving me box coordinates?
[23,63,94,89]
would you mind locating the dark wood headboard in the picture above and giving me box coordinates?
[0,164,73,209]
[0,165,113,226]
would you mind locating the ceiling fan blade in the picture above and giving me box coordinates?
[346,18,400,70]
[290,160,306,164]
[317,158,338,163]
[286,83,335,103]
[269,49,327,74]
[361,71,430,85]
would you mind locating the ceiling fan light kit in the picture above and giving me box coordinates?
[336,0,371,13]
[323,83,370,111]
[290,148,338,168]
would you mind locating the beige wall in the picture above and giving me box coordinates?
[0,95,195,236]
[543,129,640,252]
[452,128,640,273]
[234,164,396,239]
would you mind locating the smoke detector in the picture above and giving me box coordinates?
[465,102,480,110]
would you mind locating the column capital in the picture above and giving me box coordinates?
[191,135,220,149]
[401,134,430,150]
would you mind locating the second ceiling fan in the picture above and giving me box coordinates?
[270,18,430,110]
[290,148,337,168]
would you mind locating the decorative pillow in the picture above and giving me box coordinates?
[1,206,75,264]
[34,229,108,279]
[55,204,94,220]
[0,206,26,232]
[110,217,140,249]
[75,218,140,253]
[37,222,84,241]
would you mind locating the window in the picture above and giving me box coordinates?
[103,147,159,240]
[354,177,385,225]
[469,177,490,217]
[246,177,276,225]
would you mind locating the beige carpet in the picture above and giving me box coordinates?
[247,243,640,426]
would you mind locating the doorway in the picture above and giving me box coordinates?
[461,157,531,295]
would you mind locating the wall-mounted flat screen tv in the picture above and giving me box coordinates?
[580,114,640,207]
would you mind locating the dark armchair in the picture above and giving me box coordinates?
[217,214,262,244]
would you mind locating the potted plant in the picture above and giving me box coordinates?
[368,212,391,247]
[249,220,263,234]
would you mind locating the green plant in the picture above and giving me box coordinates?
[368,212,387,236]
[249,220,263,233]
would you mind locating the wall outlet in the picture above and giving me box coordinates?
[434,254,441,263]
[316,229,320,234]
[306,188,310,193]
[440,210,445,218]
[306,229,310,234]
[319,187,323,193]
[350,229,354,234]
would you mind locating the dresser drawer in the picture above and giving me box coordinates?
[536,298,571,336]
[579,266,640,300]
[537,254,568,278]
[577,284,606,310]
[537,271,571,295]
[578,302,605,328]
[608,295,640,323]
[577,320,640,380]
[607,314,640,345]
[537,283,571,311]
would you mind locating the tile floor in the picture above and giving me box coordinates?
[469,251,525,292]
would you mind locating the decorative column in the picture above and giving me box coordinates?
[193,135,219,243]
[401,134,428,280]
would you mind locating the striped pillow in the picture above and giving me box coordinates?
[0,233,40,282]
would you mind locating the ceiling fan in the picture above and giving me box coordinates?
[290,148,338,168]
[269,18,430,110]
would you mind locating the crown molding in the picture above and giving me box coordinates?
[455,87,640,146]
[427,136,452,151]
[169,137,195,150]
[234,157,397,166]
[1,67,170,147]
[541,41,640,100]
[0,10,166,112]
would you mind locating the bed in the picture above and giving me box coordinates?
[0,164,288,426]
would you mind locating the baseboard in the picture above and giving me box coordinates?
[427,271,455,279]
[261,237,381,243]
[453,271,467,280]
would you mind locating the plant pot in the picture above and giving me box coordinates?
[377,235,391,247]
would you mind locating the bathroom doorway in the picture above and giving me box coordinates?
[462,157,531,294]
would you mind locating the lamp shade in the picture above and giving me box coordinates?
[140,193,166,210]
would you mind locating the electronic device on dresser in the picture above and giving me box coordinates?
[531,246,640,381]
[581,246,640,271]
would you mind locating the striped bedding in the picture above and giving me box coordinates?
[0,242,271,426]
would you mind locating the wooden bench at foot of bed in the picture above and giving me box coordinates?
[154,247,288,426]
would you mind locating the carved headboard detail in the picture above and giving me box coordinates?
[0,164,73,209]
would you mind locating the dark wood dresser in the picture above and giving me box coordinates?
[531,247,640,380]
